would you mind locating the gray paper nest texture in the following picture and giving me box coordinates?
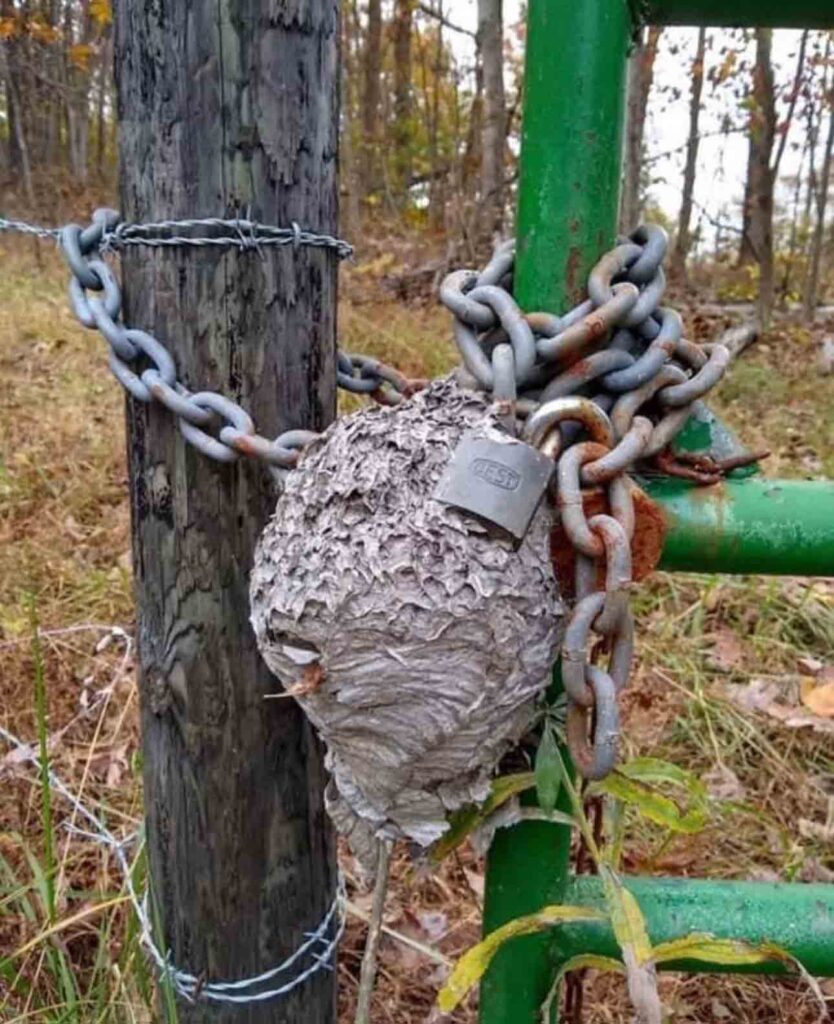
[250,378,564,871]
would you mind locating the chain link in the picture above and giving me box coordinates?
[440,224,730,778]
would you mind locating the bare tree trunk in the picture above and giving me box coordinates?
[341,9,361,239]
[803,95,834,318]
[64,0,93,183]
[782,144,808,306]
[477,0,506,240]
[671,26,706,281]
[0,40,35,203]
[620,26,661,233]
[738,29,776,328]
[360,0,382,197]
[429,7,445,229]
[393,0,414,203]
[95,34,110,178]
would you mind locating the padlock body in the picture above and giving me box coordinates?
[433,430,554,539]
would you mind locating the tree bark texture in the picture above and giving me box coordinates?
[671,26,706,280]
[803,95,834,318]
[477,0,506,239]
[361,0,383,196]
[113,2,338,1021]
[393,0,414,198]
[620,26,661,234]
[739,29,776,327]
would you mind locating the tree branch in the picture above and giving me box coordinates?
[416,2,475,38]
[771,29,808,179]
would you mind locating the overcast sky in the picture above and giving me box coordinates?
[444,3,811,240]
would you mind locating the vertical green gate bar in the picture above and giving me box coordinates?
[514,0,631,313]
[481,3,632,1021]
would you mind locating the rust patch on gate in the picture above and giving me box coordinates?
[549,483,667,598]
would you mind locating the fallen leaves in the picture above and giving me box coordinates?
[725,676,834,735]
[799,679,834,718]
[705,628,746,673]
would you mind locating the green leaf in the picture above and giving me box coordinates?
[436,904,607,1013]
[616,757,706,796]
[652,933,790,968]
[590,757,709,834]
[535,724,562,813]
[427,772,536,866]
[590,773,708,834]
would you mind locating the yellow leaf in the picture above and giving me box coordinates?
[800,679,834,718]
[68,43,94,70]
[557,953,625,978]
[652,933,787,968]
[601,867,653,966]
[90,0,113,27]
[436,904,606,1013]
[26,16,59,43]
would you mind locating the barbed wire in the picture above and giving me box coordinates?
[1,213,353,258]
[100,217,355,260]
[0,713,346,1006]
[0,216,62,240]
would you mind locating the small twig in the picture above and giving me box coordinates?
[354,839,392,1024]
[345,900,450,967]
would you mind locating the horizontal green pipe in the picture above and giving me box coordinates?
[642,0,834,28]
[559,875,834,976]
[645,476,834,576]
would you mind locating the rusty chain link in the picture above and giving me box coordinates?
[439,225,730,779]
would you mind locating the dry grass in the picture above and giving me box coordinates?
[1,231,833,1023]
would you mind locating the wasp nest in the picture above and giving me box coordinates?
[250,378,563,872]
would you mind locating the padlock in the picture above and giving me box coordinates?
[433,429,555,540]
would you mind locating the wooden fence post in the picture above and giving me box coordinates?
[113,2,339,1021]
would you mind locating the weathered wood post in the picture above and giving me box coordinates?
[113,2,339,1021]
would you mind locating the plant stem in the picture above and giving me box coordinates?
[354,839,392,1024]
[29,593,56,923]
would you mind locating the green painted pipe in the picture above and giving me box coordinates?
[514,0,630,314]
[642,0,834,28]
[648,476,834,577]
[559,875,834,976]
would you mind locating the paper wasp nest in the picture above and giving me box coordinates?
[250,379,563,872]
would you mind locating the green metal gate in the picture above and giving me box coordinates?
[481,2,834,1021]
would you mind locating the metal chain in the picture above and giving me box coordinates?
[53,208,417,483]
[13,207,727,778]
[439,225,730,779]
